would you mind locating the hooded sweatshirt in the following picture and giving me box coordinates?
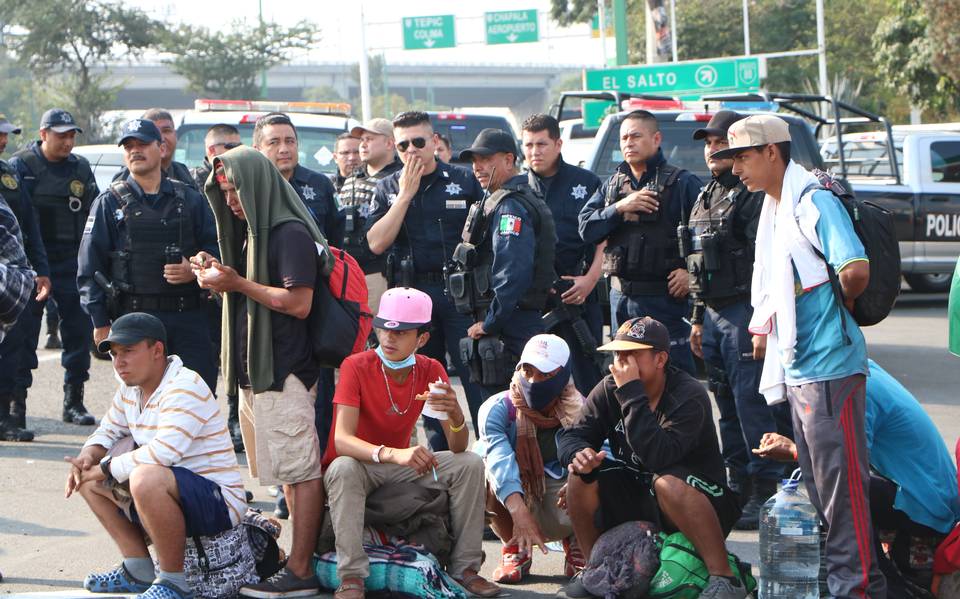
[204,147,333,394]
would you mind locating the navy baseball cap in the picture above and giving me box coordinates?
[459,128,517,161]
[97,312,167,354]
[692,110,746,141]
[40,108,82,133]
[0,114,21,135]
[117,118,162,146]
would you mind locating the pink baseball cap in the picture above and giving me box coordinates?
[519,334,570,373]
[374,287,433,331]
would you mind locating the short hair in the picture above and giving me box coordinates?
[145,338,168,357]
[253,112,296,147]
[436,133,452,149]
[392,111,431,130]
[206,123,239,138]
[142,108,174,123]
[621,110,660,132]
[335,132,359,151]
[748,141,791,166]
[521,114,561,140]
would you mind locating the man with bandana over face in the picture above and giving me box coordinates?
[476,334,586,584]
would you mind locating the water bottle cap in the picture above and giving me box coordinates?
[781,478,800,491]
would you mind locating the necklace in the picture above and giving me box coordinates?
[381,363,417,416]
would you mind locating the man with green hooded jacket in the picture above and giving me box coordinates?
[192,146,334,597]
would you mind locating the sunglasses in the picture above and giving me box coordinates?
[397,137,428,152]
[221,142,241,150]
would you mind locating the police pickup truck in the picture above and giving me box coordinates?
[821,127,960,292]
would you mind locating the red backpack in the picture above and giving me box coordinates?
[309,246,373,367]
[933,438,960,577]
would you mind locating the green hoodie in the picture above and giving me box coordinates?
[204,147,334,394]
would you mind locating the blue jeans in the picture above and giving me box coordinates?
[701,301,793,480]
[609,287,695,376]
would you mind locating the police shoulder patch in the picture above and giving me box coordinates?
[1,173,17,190]
[498,214,522,236]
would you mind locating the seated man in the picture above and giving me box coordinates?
[557,317,745,599]
[477,334,585,583]
[65,312,246,599]
[323,287,500,599]
[756,358,960,593]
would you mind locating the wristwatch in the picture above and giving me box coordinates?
[371,445,385,464]
[99,456,114,482]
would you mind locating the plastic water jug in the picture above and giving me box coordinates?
[759,470,820,598]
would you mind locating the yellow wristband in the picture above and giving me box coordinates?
[448,417,466,433]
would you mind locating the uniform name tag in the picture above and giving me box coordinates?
[446,199,466,210]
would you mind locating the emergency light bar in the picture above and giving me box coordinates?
[194,99,352,117]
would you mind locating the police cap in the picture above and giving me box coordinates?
[40,108,83,134]
[692,110,746,141]
[0,114,21,135]
[459,128,517,161]
[117,118,163,146]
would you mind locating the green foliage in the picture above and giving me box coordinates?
[0,0,160,142]
[550,0,600,26]
[164,20,320,100]
[925,0,960,92]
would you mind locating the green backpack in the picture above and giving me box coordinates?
[648,532,757,598]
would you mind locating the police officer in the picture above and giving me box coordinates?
[521,114,604,395]
[332,132,361,193]
[10,108,98,425]
[342,118,403,313]
[191,123,241,189]
[253,112,344,247]
[578,109,702,375]
[456,128,556,398]
[0,115,49,440]
[78,119,220,391]
[366,111,487,448]
[684,111,793,529]
[113,108,199,191]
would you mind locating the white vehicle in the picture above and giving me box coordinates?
[558,118,597,168]
[71,144,125,192]
[175,99,360,177]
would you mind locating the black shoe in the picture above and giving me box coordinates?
[62,383,95,425]
[45,332,62,350]
[734,477,778,530]
[245,490,254,502]
[556,572,596,599]
[9,387,30,432]
[274,494,289,519]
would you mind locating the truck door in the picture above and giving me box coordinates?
[918,139,960,275]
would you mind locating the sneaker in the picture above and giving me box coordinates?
[491,545,531,584]
[274,494,289,519]
[699,575,748,599]
[562,536,585,577]
[83,563,152,594]
[556,571,596,599]
[239,566,320,598]
[137,580,194,599]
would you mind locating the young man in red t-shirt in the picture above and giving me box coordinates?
[323,287,500,599]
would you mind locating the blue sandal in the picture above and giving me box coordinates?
[137,580,194,599]
[83,563,152,593]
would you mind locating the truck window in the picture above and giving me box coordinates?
[820,138,903,179]
[429,115,517,158]
[930,141,960,183]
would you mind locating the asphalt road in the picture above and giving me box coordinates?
[0,292,956,598]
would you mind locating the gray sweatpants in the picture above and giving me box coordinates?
[788,373,887,598]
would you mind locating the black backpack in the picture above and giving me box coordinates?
[808,169,900,329]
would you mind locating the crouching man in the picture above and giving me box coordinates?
[322,287,500,599]
[557,317,745,599]
[65,313,246,599]
[477,334,585,583]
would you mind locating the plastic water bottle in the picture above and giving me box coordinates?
[759,471,821,598]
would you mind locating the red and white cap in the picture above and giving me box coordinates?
[519,334,570,373]
[373,287,433,331]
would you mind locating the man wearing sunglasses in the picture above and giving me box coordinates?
[191,124,242,190]
[366,111,488,451]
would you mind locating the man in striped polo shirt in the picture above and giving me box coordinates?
[65,312,245,599]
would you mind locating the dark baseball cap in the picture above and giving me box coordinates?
[40,108,82,133]
[97,312,167,354]
[0,114,21,135]
[692,110,746,141]
[597,316,670,353]
[459,128,517,161]
[118,118,162,146]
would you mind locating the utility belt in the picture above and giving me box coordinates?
[459,336,516,387]
[610,276,668,296]
[414,271,446,285]
[702,293,751,313]
[602,242,681,284]
[120,293,203,314]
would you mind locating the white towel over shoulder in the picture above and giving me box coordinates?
[748,160,829,403]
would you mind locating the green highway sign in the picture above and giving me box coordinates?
[485,10,539,45]
[403,15,456,50]
[585,57,761,96]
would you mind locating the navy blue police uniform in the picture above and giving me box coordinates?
[579,148,701,375]
[10,116,99,415]
[528,158,603,395]
[78,120,220,392]
[114,160,200,192]
[290,164,345,248]
[365,160,488,449]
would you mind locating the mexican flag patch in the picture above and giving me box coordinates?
[498,214,522,236]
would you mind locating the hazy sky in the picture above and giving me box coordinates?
[134,0,609,66]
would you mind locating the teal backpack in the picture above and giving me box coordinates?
[648,532,757,598]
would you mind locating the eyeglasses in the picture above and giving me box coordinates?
[222,142,241,150]
[397,137,428,152]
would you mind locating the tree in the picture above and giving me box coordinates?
[0,0,160,142]
[164,20,320,100]
[926,0,960,85]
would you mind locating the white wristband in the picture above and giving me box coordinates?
[372,444,385,464]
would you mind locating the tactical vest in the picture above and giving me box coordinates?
[108,180,200,297]
[16,150,93,251]
[602,163,685,292]
[683,179,754,301]
[0,161,22,222]
[447,183,556,316]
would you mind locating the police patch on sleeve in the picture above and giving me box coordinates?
[1,173,17,190]
[498,214,522,236]
[82,214,96,236]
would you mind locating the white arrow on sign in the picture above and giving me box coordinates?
[423,38,435,48]
[506,33,518,42]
